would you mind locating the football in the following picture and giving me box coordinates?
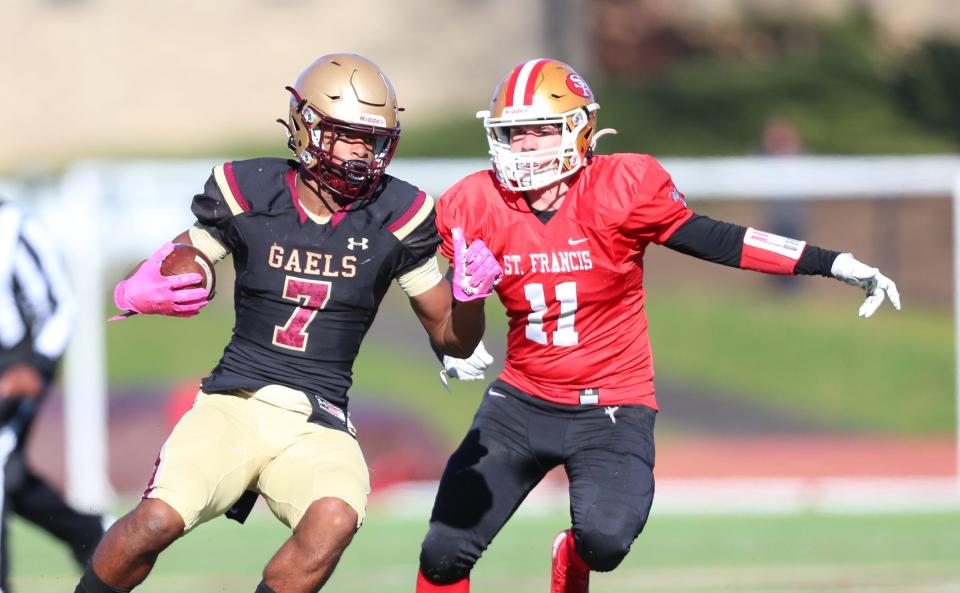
[160,243,216,298]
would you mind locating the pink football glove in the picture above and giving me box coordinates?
[111,242,209,320]
[451,227,502,302]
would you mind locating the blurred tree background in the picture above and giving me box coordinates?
[400,6,960,157]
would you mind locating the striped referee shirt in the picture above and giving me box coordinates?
[0,201,74,377]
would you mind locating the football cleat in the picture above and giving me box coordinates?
[551,529,590,593]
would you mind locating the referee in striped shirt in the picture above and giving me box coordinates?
[0,199,106,590]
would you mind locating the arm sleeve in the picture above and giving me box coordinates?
[664,214,841,276]
[396,256,443,297]
[619,156,694,245]
[662,214,745,266]
[188,224,231,263]
[14,215,75,375]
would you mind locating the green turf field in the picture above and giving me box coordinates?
[11,508,960,592]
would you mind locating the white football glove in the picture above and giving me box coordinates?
[439,341,494,391]
[831,252,901,318]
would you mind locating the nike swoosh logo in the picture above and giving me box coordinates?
[488,389,508,398]
[568,238,588,245]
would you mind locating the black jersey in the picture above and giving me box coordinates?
[192,158,439,430]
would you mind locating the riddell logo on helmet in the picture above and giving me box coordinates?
[565,74,592,98]
[358,113,387,126]
[502,106,533,116]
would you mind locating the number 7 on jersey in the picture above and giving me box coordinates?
[273,277,332,351]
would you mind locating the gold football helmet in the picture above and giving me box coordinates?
[280,53,401,201]
[478,59,615,191]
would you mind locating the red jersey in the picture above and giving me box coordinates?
[436,153,692,408]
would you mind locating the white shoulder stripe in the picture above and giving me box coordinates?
[212,164,246,216]
[392,194,435,241]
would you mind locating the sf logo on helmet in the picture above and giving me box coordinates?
[347,237,368,251]
[565,74,592,98]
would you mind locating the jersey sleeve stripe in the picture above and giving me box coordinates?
[188,225,230,263]
[739,227,806,274]
[213,162,251,215]
[388,192,432,239]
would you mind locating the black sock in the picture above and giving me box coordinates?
[255,582,278,593]
[75,565,132,593]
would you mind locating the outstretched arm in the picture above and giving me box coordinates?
[663,214,900,317]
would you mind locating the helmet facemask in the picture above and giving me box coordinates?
[480,104,597,192]
[480,58,614,193]
[279,54,403,204]
[284,87,400,202]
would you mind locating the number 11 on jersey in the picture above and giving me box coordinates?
[523,281,578,347]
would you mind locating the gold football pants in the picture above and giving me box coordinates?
[144,389,369,532]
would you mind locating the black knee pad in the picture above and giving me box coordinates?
[419,524,477,584]
[576,528,634,573]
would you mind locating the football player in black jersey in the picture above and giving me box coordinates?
[74,54,503,593]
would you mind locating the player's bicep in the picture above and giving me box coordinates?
[187,225,231,264]
[168,224,230,266]
[396,256,443,298]
[408,280,453,344]
[663,214,745,267]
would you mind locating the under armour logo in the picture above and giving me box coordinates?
[604,406,620,424]
[347,237,368,251]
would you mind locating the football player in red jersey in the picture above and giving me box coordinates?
[417,58,900,593]
[73,54,501,593]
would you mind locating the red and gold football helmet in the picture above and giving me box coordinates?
[478,59,616,192]
[280,53,401,201]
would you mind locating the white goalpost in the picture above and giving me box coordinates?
[6,154,960,513]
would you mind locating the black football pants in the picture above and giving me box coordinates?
[420,379,656,584]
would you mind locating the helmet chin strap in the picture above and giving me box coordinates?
[301,142,381,203]
[299,163,361,209]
